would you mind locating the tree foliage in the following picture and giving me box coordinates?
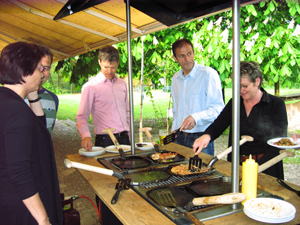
[54,0,300,95]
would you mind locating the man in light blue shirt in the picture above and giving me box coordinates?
[171,38,224,156]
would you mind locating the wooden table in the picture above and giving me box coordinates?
[66,143,300,225]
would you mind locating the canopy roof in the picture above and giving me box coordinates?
[0,0,258,62]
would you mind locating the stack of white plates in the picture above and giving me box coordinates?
[243,198,296,223]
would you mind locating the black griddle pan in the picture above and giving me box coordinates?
[109,156,152,170]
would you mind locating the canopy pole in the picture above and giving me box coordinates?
[231,0,241,210]
[125,0,135,154]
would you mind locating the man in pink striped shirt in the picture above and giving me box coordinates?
[76,46,130,151]
[76,45,130,225]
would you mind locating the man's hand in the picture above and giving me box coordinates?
[292,133,300,150]
[193,134,211,154]
[180,115,196,131]
[81,137,93,151]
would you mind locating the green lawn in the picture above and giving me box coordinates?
[57,88,300,122]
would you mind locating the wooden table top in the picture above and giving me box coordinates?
[66,143,300,225]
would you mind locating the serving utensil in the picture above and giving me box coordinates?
[111,178,131,204]
[189,152,202,172]
[64,159,124,179]
[157,191,204,225]
[163,127,181,145]
[207,135,254,168]
[139,127,161,152]
[102,128,126,160]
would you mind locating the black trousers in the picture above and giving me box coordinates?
[95,131,130,225]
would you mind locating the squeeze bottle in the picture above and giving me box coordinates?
[241,154,258,205]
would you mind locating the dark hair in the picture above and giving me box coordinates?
[0,42,45,85]
[240,61,263,88]
[172,38,194,58]
[40,45,53,63]
[98,45,119,63]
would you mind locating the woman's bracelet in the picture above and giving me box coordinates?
[28,97,41,103]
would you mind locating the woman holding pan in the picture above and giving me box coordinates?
[0,42,63,225]
[193,61,287,179]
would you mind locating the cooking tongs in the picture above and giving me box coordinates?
[277,178,300,197]
[139,127,161,153]
[102,128,126,160]
[157,191,204,225]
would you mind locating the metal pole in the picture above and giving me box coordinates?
[125,0,135,154]
[231,0,241,210]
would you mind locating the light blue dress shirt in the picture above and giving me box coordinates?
[171,62,225,133]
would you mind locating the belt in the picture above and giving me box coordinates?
[240,154,264,162]
[181,131,193,136]
[96,131,128,138]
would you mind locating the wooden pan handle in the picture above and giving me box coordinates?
[139,127,156,146]
[64,159,113,176]
[192,193,246,206]
[258,150,295,173]
[102,128,120,147]
[217,135,253,159]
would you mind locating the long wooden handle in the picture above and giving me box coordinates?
[64,159,113,176]
[102,128,121,148]
[183,211,204,225]
[140,127,156,146]
[258,150,295,173]
[192,193,246,206]
[217,136,252,159]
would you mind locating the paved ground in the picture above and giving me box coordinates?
[52,119,300,225]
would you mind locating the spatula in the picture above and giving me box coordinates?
[111,178,131,204]
[163,127,181,145]
[102,128,126,160]
[139,127,161,153]
[157,190,204,225]
[189,149,202,172]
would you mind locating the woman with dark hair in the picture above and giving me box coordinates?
[0,42,63,225]
[193,61,288,179]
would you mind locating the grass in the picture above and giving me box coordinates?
[57,87,300,122]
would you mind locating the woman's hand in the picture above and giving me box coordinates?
[292,133,300,141]
[193,134,211,154]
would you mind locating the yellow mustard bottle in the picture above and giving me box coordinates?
[241,154,258,205]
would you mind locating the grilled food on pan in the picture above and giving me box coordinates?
[171,164,209,175]
[151,152,178,160]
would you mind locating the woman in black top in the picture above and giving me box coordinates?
[193,61,287,179]
[0,42,63,225]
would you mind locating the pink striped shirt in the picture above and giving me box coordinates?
[76,72,130,139]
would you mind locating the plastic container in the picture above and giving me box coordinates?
[241,154,258,205]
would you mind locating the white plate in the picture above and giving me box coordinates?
[135,142,154,151]
[105,145,131,153]
[267,137,300,149]
[244,209,295,223]
[79,147,105,157]
[244,198,296,219]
